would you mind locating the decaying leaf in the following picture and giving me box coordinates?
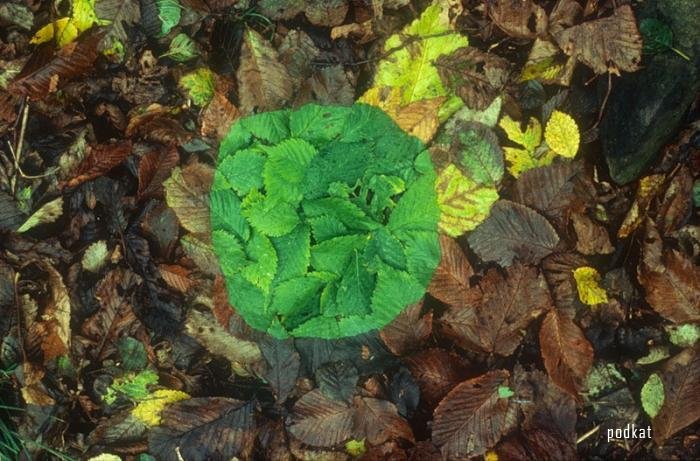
[427,235,474,309]
[638,221,700,323]
[289,389,355,447]
[618,174,665,238]
[433,370,518,458]
[237,27,293,114]
[65,141,133,188]
[17,197,63,233]
[82,240,109,273]
[487,0,547,39]
[259,337,300,403]
[652,345,700,444]
[158,264,195,293]
[353,396,414,445]
[554,5,642,75]
[571,213,614,255]
[200,91,240,140]
[33,261,72,362]
[436,47,510,111]
[439,263,551,356]
[404,348,470,408]
[539,309,594,398]
[164,162,213,235]
[380,301,432,356]
[138,146,180,199]
[94,0,141,41]
[468,200,560,267]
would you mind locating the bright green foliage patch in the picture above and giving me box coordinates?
[212,104,441,339]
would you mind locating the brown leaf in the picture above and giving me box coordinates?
[200,91,240,140]
[436,47,510,110]
[353,396,414,445]
[553,5,642,75]
[211,275,234,328]
[542,252,588,312]
[158,264,195,294]
[164,162,214,235]
[379,301,432,356]
[65,141,133,188]
[259,337,300,404]
[657,166,693,236]
[289,389,355,447]
[497,428,577,461]
[237,27,293,114]
[432,370,518,458]
[138,146,180,199]
[393,97,445,143]
[404,348,470,408]
[149,397,256,461]
[28,261,71,363]
[653,344,700,444]
[539,309,594,398]
[9,30,104,99]
[305,0,349,27]
[440,263,551,356]
[638,220,700,323]
[134,116,191,145]
[467,200,560,267]
[487,0,547,39]
[428,235,474,308]
[618,174,665,238]
[571,212,614,256]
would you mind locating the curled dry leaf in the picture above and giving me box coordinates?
[432,370,518,458]
[435,47,510,111]
[618,174,666,239]
[657,166,693,236]
[653,344,700,444]
[439,263,552,356]
[427,235,474,309]
[467,200,560,267]
[539,309,594,398]
[553,5,642,75]
[638,220,700,323]
[379,301,432,356]
[29,262,71,362]
[65,141,133,188]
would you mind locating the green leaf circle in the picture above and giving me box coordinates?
[211,103,441,339]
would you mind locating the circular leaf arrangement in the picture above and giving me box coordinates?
[211,103,441,339]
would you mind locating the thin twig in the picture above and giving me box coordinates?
[576,425,600,445]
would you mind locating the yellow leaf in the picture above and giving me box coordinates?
[617,174,665,238]
[30,18,78,47]
[345,439,366,457]
[499,115,541,153]
[485,450,499,461]
[71,0,100,32]
[503,146,557,178]
[131,389,190,426]
[436,164,499,237]
[545,111,579,158]
[573,266,608,306]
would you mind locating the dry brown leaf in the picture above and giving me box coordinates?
[237,27,293,114]
[638,220,700,323]
[211,275,233,328]
[163,162,214,235]
[353,396,414,445]
[404,348,470,408]
[289,389,355,447]
[487,0,547,39]
[572,212,614,255]
[20,362,55,406]
[542,252,588,312]
[138,146,180,200]
[539,309,594,398]
[553,5,642,75]
[432,370,518,458]
[439,263,552,356]
[65,141,133,188]
[330,20,375,44]
[657,166,693,236]
[618,174,665,238]
[435,47,510,110]
[158,264,195,294]
[428,235,474,308]
[653,344,700,444]
[305,0,349,27]
[393,97,445,143]
[379,301,432,356]
[200,91,240,140]
[30,261,71,362]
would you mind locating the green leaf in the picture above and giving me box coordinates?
[82,240,109,273]
[640,18,673,54]
[155,0,180,36]
[272,225,311,283]
[641,373,665,418]
[118,337,148,372]
[17,197,63,233]
[263,138,317,204]
[666,324,700,348]
[162,33,198,62]
[103,370,159,405]
[217,149,265,196]
[179,67,215,106]
[242,191,300,237]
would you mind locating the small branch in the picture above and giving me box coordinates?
[576,425,600,445]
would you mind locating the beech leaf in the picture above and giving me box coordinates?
[573,266,608,306]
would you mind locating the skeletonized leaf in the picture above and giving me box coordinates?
[554,5,642,75]
[539,309,594,398]
[149,397,255,461]
[653,345,700,444]
[17,197,63,233]
[433,370,517,458]
[289,389,355,447]
[237,27,293,114]
[164,162,213,235]
[468,200,560,267]
[427,236,474,308]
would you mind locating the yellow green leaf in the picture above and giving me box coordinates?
[436,164,499,237]
[345,439,366,457]
[179,67,216,106]
[573,266,608,306]
[17,197,64,233]
[131,389,190,426]
[87,455,122,461]
[545,111,580,158]
[641,373,664,418]
[30,0,99,47]
[359,0,468,122]
[499,115,541,153]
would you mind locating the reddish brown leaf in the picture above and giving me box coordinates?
[404,348,470,408]
[497,428,577,461]
[542,252,588,312]
[379,301,432,356]
[9,30,104,99]
[440,263,551,356]
[158,264,195,294]
[638,220,700,323]
[539,309,594,398]
[353,397,414,445]
[200,91,240,140]
[138,146,180,199]
[653,344,700,444]
[571,212,614,256]
[212,275,234,328]
[553,5,642,75]
[289,389,355,447]
[657,166,693,236]
[487,0,547,39]
[432,370,518,458]
[428,235,474,309]
[149,397,256,461]
[65,141,133,188]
